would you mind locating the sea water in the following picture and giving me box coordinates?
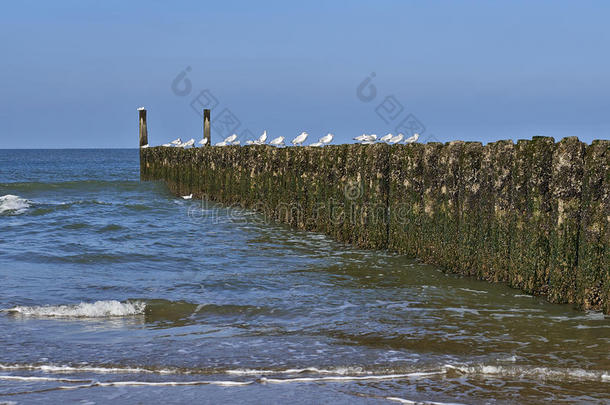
[0,149,608,404]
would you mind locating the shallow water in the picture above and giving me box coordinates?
[0,149,608,404]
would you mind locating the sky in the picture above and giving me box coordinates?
[0,0,609,148]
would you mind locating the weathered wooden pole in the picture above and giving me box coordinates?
[138,107,148,147]
[203,108,211,146]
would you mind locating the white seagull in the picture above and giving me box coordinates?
[310,142,323,147]
[354,134,377,143]
[404,133,420,144]
[137,107,145,111]
[231,140,241,146]
[224,134,238,143]
[140,144,149,148]
[198,138,208,146]
[269,136,285,146]
[181,139,195,148]
[388,134,404,144]
[380,133,393,143]
[182,194,193,200]
[319,133,333,144]
[292,132,308,146]
[214,141,228,146]
[258,130,268,144]
[162,143,172,147]
[170,138,182,146]
[245,140,255,145]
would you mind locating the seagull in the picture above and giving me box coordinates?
[258,131,268,144]
[137,107,145,111]
[162,143,172,147]
[354,134,377,143]
[182,194,193,200]
[380,133,393,143]
[388,134,404,144]
[404,133,420,144]
[245,140,255,145]
[292,132,308,146]
[309,142,323,147]
[181,139,195,148]
[214,141,228,146]
[319,133,333,144]
[231,140,241,146]
[269,136,285,146]
[198,138,208,146]
[140,144,149,148]
[170,138,182,146]
[224,134,238,143]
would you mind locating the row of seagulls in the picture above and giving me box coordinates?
[354,133,419,145]
[158,130,333,148]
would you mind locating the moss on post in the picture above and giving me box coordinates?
[577,140,610,312]
[548,137,586,304]
[139,137,610,313]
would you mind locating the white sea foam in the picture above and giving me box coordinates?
[444,364,610,382]
[259,371,444,384]
[458,288,488,294]
[0,363,178,374]
[0,194,30,214]
[98,380,252,387]
[2,300,146,318]
[226,367,366,376]
[386,397,465,405]
[0,375,91,383]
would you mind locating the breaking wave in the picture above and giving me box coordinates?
[0,194,30,214]
[0,362,607,383]
[2,300,146,318]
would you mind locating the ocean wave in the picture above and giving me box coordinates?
[0,194,30,214]
[443,364,610,382]
[0,362,607,385]
[1,300,146,318]
[386,397,464,405]
[0,363,178,375]
[226,367,366,376]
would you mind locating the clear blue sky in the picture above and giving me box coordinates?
[1,0,608,148]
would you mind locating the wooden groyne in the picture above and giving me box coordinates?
[140,137,609,313]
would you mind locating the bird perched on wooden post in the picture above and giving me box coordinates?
[404,133,420,144]
[319,133,333,145]
[292,132,308,146]
[269,136,285,147]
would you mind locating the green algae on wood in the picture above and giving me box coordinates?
[140,138,610,313]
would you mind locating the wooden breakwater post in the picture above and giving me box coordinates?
[138,107,148,147]
[138,107,148,179]
[203,109,211,146]
[140,138,610,313]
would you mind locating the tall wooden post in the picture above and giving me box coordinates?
[139,108,148,147]
[203,109,211,146]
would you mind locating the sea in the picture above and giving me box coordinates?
[0,149,608,404]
